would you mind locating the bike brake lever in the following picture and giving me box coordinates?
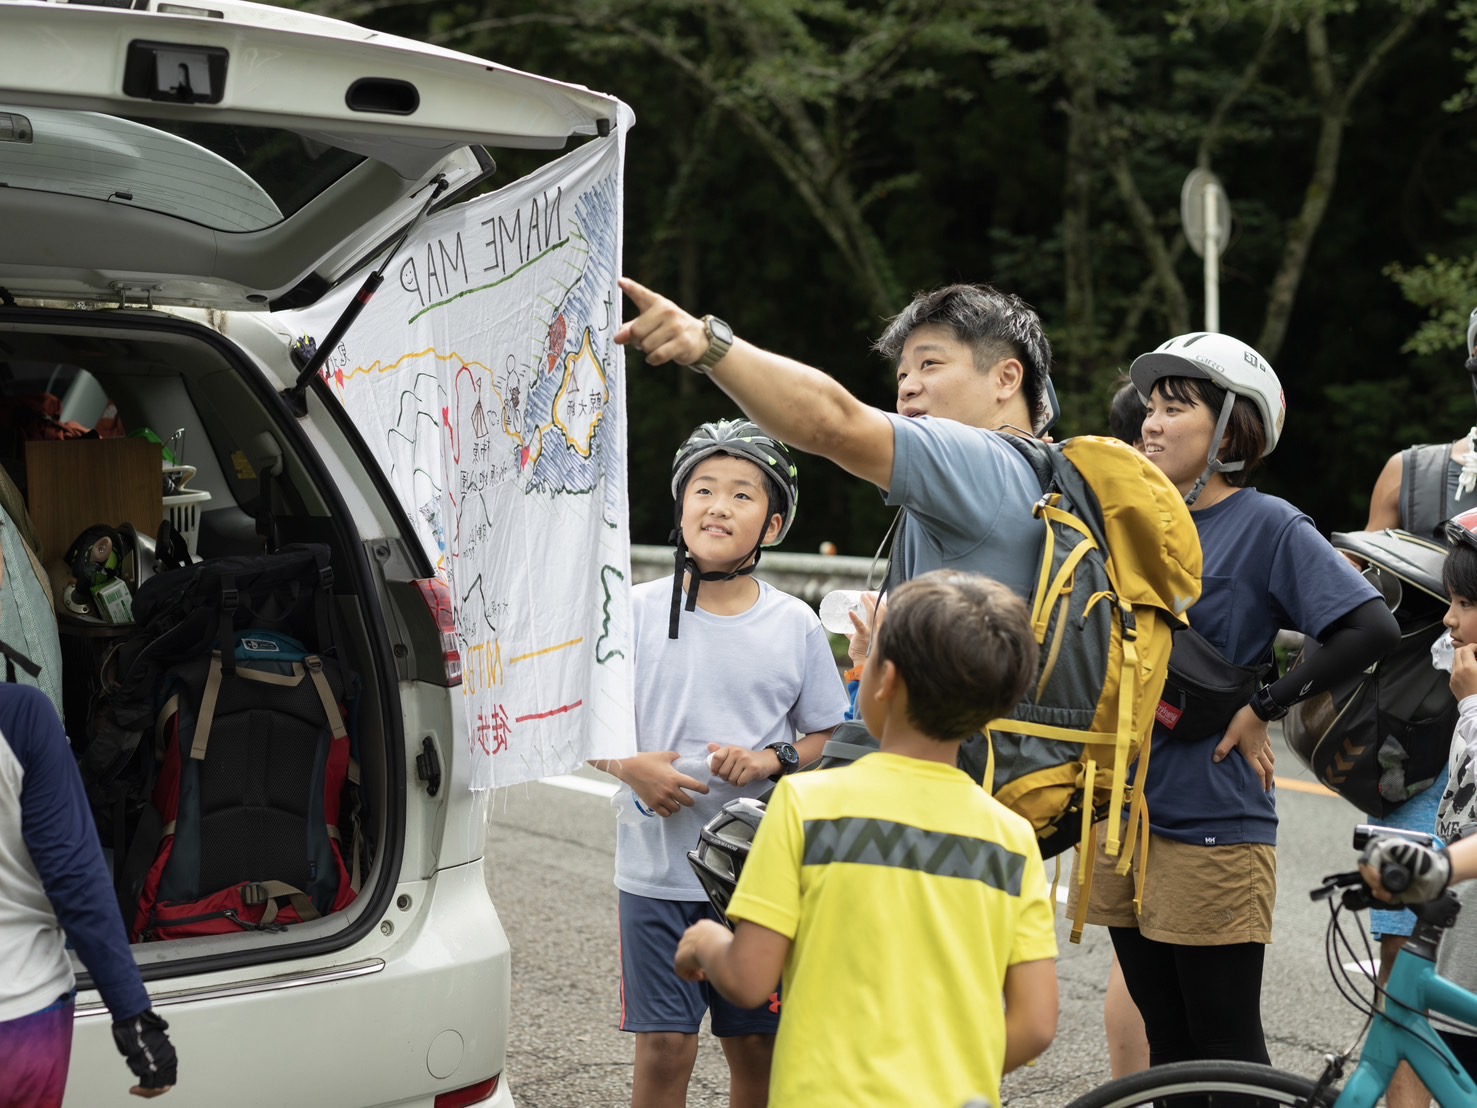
[1311,870,1366,902]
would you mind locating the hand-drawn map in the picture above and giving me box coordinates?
[281,130,635,790]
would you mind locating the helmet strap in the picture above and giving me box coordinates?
[667,528,763,639]
[1184,391,1243,507]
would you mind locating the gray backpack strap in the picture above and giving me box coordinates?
[1400,443,1454,541]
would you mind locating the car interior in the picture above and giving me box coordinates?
[0,313,398,960]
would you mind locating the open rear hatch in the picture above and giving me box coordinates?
[0,0,622,309]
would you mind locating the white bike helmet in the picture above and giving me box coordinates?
[1130,332,1285,505]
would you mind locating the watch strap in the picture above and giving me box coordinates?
[688,315,733,374]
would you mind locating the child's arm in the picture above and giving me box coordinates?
[674,919,790,1009]
[1000,958,1058,1074]
[708,728,836,787]
[587,751,709,817]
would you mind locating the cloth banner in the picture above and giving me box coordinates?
[281,130,635,789]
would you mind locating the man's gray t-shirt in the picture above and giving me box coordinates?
[616,578,849,900]
[883,414,1046,600]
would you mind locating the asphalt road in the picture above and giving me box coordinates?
[485,729,1383,1106]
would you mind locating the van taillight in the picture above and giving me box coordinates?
[413,578,462,686]
[434,1075,498,1107]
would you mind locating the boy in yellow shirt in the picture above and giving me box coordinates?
[676,570,1059,1107]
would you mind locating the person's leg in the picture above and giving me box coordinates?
[1105,950,1150,1078]
[1379,937,1432,1108]
[618,893,708,1107]
[633,1033,700,1108]
[718,1034,773,1108]
[1171,941,1270,1065]
[1109,926,1197,1066]
[0,993,74,1108]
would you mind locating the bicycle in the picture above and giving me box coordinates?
[1063,826,1477,1106]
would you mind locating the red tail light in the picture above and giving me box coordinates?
[413,577,462,686]
[434,1075,498,1107]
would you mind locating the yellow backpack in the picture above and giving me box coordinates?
[966,435,1201,933]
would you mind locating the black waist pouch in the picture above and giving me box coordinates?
[1155,625,1269,742]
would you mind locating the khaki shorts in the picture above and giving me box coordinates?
[1066,823,1276,946]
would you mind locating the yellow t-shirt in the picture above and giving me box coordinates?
[727,751,1057,1108]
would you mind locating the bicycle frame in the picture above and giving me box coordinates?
[1333,945,1477,1106]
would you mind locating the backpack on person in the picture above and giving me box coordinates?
[1285,528,1455,819]
[822,435,1201,918]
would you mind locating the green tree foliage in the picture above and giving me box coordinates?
[295,0,1475,549]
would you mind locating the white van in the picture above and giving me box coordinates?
[0,1,624,1104]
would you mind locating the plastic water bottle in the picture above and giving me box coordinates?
[1432,628,1456,673]
[819,589,868,634]
[613,753,715,825]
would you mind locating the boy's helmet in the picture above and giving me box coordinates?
[671,419,798,545]
[1129,332,1285,455]
[687,797,766,929]
[1447,507,1477,554]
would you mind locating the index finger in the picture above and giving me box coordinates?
[618,276,659,311]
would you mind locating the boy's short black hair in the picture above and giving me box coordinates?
[873,570,1038,741]
[1150,376,1268,485]
[1445,542,1477,601]
[1108,376,1145,445]
[873,284,1054,434]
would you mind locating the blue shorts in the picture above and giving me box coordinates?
[618,891,781,1037]
[1370,766,1451,940]
[0,992,75,1108]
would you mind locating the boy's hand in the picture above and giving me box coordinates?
[675,919,729,982]
[708,742,778,787]
[1453,644,1477,701]
[623,751,709,817]
[1212,705,1275,791]
[613,278,710,367]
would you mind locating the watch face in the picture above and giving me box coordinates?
[708,316,734,345]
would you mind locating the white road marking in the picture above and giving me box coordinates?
[541,774,619,799]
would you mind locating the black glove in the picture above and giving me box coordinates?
[1360,837,1453,905]
[111,1009,178,1090]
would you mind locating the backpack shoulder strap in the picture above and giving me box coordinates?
[994,431,1053,493]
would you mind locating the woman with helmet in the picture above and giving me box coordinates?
[591,418,848,1108]
[1079,333,1400,1075]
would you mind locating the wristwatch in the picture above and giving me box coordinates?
[684,315,734,375]
[1249,683,1289,723]
[765,740,800,782]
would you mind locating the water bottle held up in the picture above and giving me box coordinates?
[1433,628,1456,673]
[820,590,870,635]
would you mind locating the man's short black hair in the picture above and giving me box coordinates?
[873,284,1053,433]
[1445,542,1477,601]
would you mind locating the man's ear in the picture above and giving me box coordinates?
[992,357,1025,400]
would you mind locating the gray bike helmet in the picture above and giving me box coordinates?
[667,420,799,638]
[671,419,798,544]
[687,797,766,929]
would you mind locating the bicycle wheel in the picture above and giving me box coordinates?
[1063,1060,1337,1108]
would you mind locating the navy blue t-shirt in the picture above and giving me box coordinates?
[1143,489,1379,846]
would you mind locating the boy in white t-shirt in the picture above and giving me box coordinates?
[593,418,848,1108]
